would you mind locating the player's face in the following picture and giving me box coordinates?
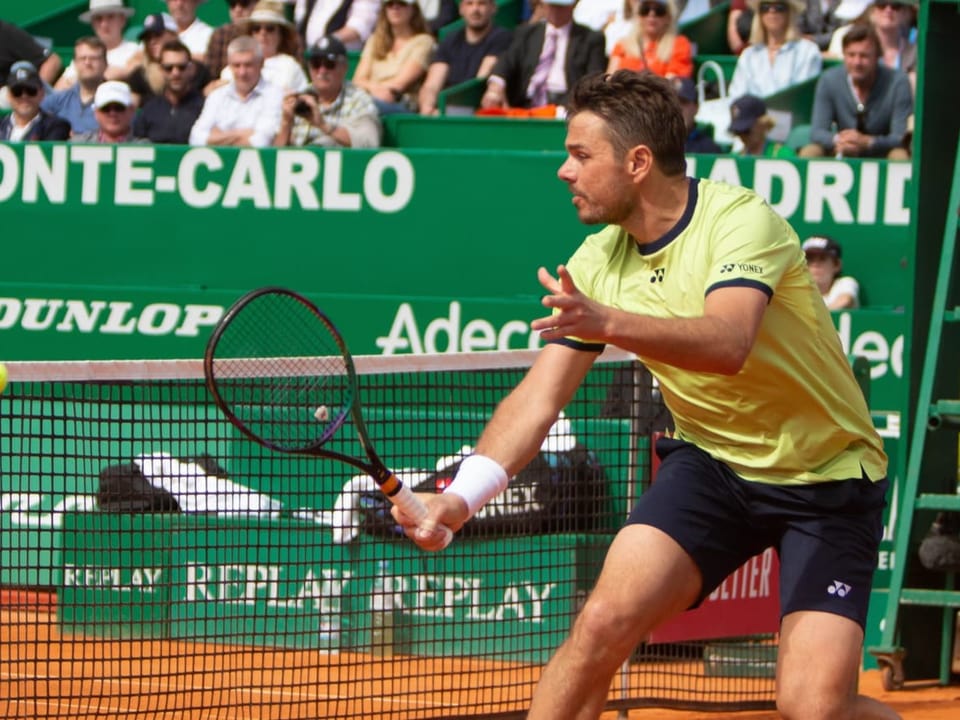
[558,112,637,226]
[460,0,496,29]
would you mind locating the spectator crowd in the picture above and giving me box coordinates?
[0,0,918,157]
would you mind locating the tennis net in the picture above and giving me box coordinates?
[0,349,775,719]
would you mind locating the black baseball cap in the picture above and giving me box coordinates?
[802,235,842,259]
[306,35,348,61]
[7,60,43,91]
[728,94,768,134]
[138,13,177,40]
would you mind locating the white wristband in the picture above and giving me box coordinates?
[444,454,509,517]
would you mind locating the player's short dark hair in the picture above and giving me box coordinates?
[841,23,882,54]
[566,70,687,177]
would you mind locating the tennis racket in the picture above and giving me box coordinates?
[204,286,452,547]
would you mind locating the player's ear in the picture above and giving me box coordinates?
[625,144,653,182]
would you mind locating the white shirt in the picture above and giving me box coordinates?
[189,76,284,148]
[60,40,141,83]
[573,0,622,31]
[728,38,823,99]
[824,276,860,308]
[178,18,214,59]
[221,54,309,93]
[7,114,39,142]
[294,0,380,51]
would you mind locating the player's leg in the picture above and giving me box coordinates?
[528,438,769,720]
[771,475,896,719]
[776,610,900,720]
[527,522,701,720]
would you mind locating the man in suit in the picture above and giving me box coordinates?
[480,0,606,110]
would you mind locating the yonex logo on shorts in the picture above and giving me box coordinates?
[827,580,852,597]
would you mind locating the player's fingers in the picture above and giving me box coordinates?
[537,266,561,294]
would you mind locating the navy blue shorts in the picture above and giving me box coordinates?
[627,437,888,629]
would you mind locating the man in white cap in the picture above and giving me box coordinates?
[71,80,149,143]
[480,0,606,110]
[164,0,215,62]
[55,1,140,89]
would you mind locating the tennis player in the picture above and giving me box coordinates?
[395,70,898,720]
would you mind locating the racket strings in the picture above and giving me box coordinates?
[208,291,354,452]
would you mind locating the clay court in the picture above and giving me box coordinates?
[4,599,958,720]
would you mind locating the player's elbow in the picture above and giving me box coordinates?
[712,342,752,375]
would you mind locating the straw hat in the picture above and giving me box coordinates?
[240,1,296,30]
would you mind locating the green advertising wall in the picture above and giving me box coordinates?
[0,145,914,665]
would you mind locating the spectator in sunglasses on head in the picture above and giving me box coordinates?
[276,35,381,147]
[0,61,71,141]
[134,40,206,143]
[727,0,821,100]
[606,0,693,78]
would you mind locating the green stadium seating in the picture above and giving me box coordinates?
[437,77,485,115]
[382,114,565,149]
[679,1,731,56]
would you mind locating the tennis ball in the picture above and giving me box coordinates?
[0,363,6,394]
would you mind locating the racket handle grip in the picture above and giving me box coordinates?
[390,483,453,549]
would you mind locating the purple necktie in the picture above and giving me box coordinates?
[527,27,557,107]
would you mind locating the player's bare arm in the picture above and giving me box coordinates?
[533,264,768,375]
[394,343,595,550]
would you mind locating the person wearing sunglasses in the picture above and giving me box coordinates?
[351,0,435,115]
[0,61,70,142]
[607,0,693,79]
[801,23,912,159]
[206,0,259,79]
[70,80,149,144]
[219,1,309,94]
[726,0,821,100]
[134,40,206,143]
[125,14,212,107]
[276,35,382,147]
[55,1,140,91]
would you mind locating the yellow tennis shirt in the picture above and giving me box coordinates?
[564,178,887,486]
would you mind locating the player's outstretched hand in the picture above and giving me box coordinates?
[391,493,466,551]
[532,265,611,342]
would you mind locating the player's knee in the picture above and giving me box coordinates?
[571,596,643,658]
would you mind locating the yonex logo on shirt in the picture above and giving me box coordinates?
[650,268,665,283]
[827,580,852,597]
[720,262,763,274]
